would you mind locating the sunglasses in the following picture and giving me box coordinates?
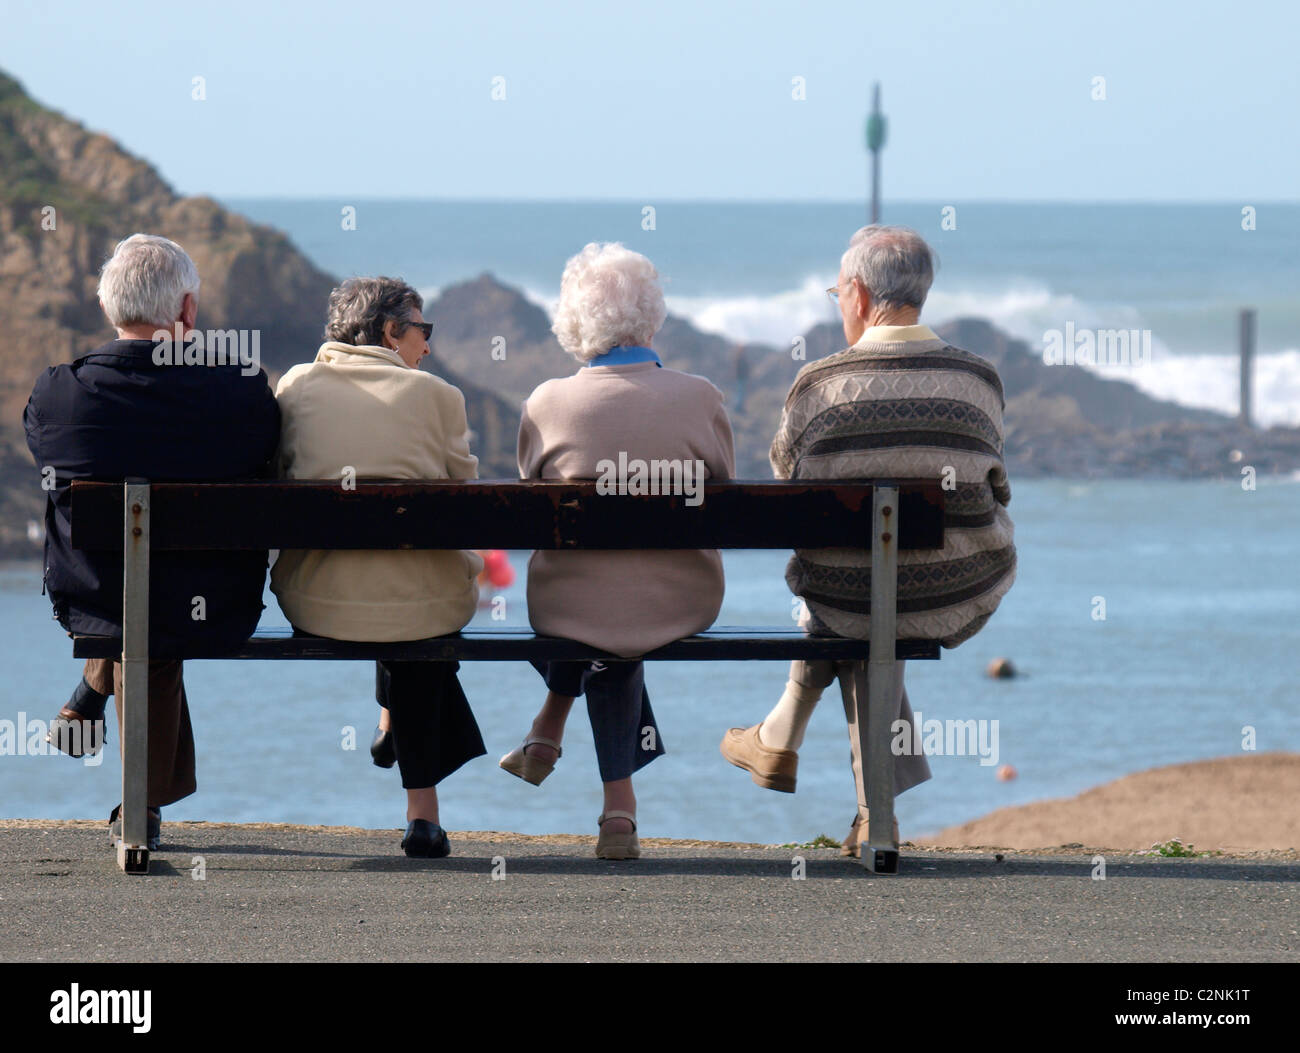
[405,321,433,340]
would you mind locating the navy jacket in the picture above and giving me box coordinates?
[24,339,281,657]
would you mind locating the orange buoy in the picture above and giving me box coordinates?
[987,657,1016,679]
[476,549,515,589]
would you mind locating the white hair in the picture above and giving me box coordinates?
[98,233,200,329]
[840,225,934,311]
[551,243,667,362]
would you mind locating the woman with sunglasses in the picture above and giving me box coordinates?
[271,276,486,858]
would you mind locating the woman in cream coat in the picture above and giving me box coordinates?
[272,277,485,858]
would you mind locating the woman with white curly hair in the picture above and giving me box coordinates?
[498,243,736,859]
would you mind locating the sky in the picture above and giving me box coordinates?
[1,0,1297,201]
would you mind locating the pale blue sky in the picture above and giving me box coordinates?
[3,0,1296,201]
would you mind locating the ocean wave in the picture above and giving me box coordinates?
[1086,348,1300,427]
[666,275,840,346]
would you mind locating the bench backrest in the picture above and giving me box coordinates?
[69,480,945,551]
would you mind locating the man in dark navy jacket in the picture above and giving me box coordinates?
[24,234,279,837]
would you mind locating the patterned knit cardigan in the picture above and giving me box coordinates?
[770,335,1017,648]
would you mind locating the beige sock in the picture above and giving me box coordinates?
[758,679,824,751]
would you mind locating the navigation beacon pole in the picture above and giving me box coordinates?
[866,83,887,224]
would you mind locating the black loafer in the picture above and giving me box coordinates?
[48,678,110,758]
[401,819,450,858]
[370,726,397,769]
[48,707,106,758]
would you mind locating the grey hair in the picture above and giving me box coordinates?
[97,233,200,329]
[551,243,667,362]
[840,225,934,311]
[324,277,424,347]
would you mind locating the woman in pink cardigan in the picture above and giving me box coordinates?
[499,243,736,859]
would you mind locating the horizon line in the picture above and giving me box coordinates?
[215,195,1300,207]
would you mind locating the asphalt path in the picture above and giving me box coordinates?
[1,822,1295,962]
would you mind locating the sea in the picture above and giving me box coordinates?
[2,202,1297,844]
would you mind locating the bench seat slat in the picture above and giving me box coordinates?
[72,627,941,662]
[69,479,945,551]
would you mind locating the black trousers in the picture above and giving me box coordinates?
[375,661,486,790]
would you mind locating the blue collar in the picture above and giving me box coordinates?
[585,345,661,367]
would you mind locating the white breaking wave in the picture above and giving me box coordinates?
[666,275,839,348]
[667,276,1096,350]
[1087,349,1300,427]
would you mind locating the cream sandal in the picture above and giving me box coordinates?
[596,811,640,860]
[499,736,562,786]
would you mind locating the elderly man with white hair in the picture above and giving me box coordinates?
[25,233,280,848]
[720,225,1017,855]
[499,242,736,859]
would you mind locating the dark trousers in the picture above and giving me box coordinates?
[375,661,486,790]
[531,660,665,783]
[83,657,196,808]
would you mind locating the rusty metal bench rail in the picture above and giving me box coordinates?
[69,478,945,876]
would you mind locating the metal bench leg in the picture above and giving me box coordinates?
[860,484,899,874]
[118,481,150,875]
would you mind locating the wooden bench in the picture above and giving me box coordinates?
[69,478,945,876]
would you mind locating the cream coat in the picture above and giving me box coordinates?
[270,341,483,641]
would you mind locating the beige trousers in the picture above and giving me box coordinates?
[789,659,932,808]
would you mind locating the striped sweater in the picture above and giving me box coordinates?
[771,325,1016,648]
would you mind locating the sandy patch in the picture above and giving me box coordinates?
[917,751,1300,854]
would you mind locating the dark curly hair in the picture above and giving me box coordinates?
[324,276,424,347]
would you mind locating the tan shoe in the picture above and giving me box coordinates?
[499,736,562,786]
[841,812,900,857]
[719,723,797,793]
[596,811,640,860]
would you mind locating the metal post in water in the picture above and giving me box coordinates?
[1239,308,1256,429]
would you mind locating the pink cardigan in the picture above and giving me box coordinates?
[518,361,736,657]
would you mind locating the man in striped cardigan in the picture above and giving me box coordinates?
[721,225,1016,853]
